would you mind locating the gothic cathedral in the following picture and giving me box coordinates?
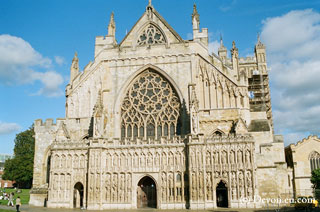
[29,2,291,210]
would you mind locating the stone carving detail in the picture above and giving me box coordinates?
[47,133,254,207]
[206,172,212,200]
[162,172,167,201]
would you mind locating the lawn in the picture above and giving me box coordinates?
[0,209,14,212]
[0,188,30,205]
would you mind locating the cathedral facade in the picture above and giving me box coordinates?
[29,2,291,210]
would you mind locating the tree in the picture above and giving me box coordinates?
[311,169,320,200]
[2,126,35,188]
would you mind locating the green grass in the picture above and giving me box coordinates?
[0,188,30,205]
[0,209,15,212]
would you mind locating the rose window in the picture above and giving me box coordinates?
[137,24,166,46]
[121,69,180,138]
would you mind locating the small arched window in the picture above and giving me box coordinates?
[309,151,320,172]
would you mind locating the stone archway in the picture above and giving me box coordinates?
[73,182,84,209]
[216,180,228,208]
[137,176,157,208]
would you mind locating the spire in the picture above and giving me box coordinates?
[192,4,200,31]
[218,34,227,63]
[256,32,265,48]
[231,41,240,79]
[192,4,199,22]
[108,12,116,36]
[231,41,238,57]
[219,33,226,48]
[70,51,79,83]
[148,0,152,6]
[72,51,78,63]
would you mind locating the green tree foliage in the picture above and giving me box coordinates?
[2,126,35,188]
[311,169,320,200]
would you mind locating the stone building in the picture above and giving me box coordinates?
[285,136,320,197]
[29,2,291,209]
[0,154,14,188]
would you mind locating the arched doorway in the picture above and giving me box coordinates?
[216,181,228,208]
[73,182,84,209]
[137,176,157,208]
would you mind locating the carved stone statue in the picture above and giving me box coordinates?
[155,153,160,167]
[112,174,118,202]
[239,171,244,187]
[230,151,235,164]
[206,152,211,166]
[215,152,219,164]
[105,174,111,202]
[232,172,236,188]
[162,173,167,201]
[192,172,197,200]
[147,153,152,167]
[246,150,251,164]
[206,172,212,200]
[168,174,174,200]
[237,150,243,163]
[222,151,227,164]
[246,171,252,187]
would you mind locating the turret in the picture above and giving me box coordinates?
[231,41,239,79]
[191,4,208,47]
[218,35,227,63]
[70,52,79,83]
[255,34,267,72]
[94,12,117,57]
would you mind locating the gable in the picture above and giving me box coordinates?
[120,6,183,47]
[235,118,248,134]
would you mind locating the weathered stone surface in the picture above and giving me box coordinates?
[30,2,292,210]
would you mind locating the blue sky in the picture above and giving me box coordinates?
[1,0,320,154]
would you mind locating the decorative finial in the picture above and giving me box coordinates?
[232,41,237,49]
[220,33,223,46]
[73,51,78,60]
[192,3,199,22]
[148,0,152,6]
[193,3,197,13]
[108,12,116,36]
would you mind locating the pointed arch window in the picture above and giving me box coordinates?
[137,24,166,46]
[309,151,320,172]
[121,69,180,139]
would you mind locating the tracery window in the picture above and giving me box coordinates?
[121,69,180,139]
[137,24,166,46]
[309,151,320,172]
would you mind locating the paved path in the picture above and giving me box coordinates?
[1,205,320,212]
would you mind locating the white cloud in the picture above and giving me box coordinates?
[32,71,64,97]
[0,34,64,97]
[54,56,65,66]
[208,40,220,55]
[0,122,21,135]
[261,9,320,145]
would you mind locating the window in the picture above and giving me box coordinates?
[309,151,320,172]
[121,69,180,139]
[137,24,166,46]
